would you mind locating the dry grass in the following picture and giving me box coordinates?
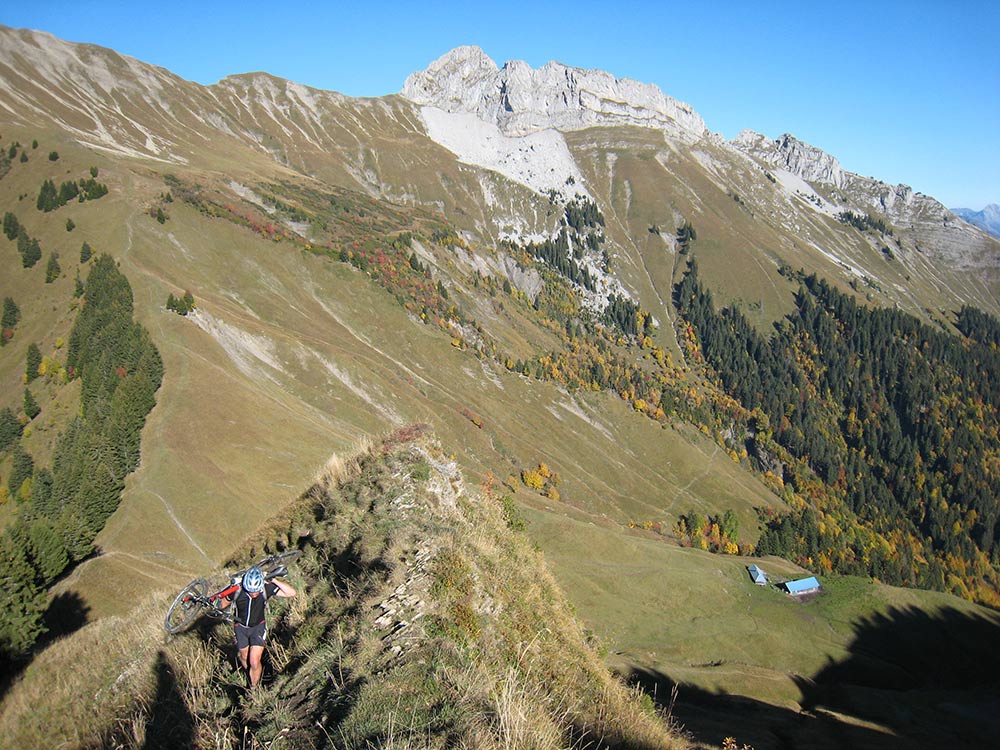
[0,597,165,748]
[0,428,687,749]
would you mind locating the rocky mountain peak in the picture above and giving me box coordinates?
[732,129,845,188]
[402,47,706,140]
[952,204,1000,239]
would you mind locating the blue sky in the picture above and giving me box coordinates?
[4,1,997,208]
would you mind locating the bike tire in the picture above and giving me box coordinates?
[164,578,208,634]
[255,549,302,576]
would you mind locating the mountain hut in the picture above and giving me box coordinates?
[783,576,821,596]
[747,564,768,585]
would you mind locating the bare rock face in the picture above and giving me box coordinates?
[733,130,846,188]
[402,46,706,141]
[731,129,999,270]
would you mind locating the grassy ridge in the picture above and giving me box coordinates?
[0,426,686,749]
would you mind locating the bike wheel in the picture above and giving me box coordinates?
[255,549,302,576]
[164,578,208,634]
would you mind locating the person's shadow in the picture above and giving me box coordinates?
[142,650,195,750]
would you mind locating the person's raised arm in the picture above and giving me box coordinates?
[272,578,296,598]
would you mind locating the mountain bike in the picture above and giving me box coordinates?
[164,550,302,634]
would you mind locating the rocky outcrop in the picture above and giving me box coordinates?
[402,46,706,141]
[732,130,845,187]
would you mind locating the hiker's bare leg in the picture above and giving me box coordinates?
[238,645,249,671]
[248,645,265,688]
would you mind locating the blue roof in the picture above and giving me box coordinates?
[747,565,767,583]
[785,576,820,593]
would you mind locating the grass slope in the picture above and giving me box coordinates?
[528,506,1000,749]
[0,426,685,750]
[3,111,999,750]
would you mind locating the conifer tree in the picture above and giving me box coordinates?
[45,252,61,283]
[2,297,19,340]
[2,211,19,240]
[57,180,78,205]
[0,407,22,452]
[7,443,34,497]
[80,241,92,263]
[17,228,42,268]
[36,179,58,211]
[0,529,48,658]
[29,467,56,518]
[23,388,39,420]
[25,343,42,382]
[26,520,68,584]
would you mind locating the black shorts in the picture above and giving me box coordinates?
[234,622,267,649]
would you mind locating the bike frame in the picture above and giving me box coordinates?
[210,582,241,606]
[164,550,301,634]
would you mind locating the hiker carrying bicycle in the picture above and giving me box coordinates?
[217,565,296,689]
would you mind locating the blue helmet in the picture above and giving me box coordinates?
[242,566,265,593]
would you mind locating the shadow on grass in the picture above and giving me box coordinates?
[141,650,195,750]
[0,590,92,704]
[43,590,90,640]
[626,605,1000,750]
[798,604,1000,749]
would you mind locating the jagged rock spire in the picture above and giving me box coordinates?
[403,46,706,141]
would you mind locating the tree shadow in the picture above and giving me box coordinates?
[142,650,195,750]
[625,667,908,750]
[798,604,1000,749]
[0,591,92,703]
[43,590,90,640]
[624,604,1000,750]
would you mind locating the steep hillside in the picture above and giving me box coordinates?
[2,26,1000,749]
[0,101,779,622]
[0,426,685,750]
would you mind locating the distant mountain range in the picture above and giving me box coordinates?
[952,204,1000,238]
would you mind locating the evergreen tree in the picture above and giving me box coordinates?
[25,343,42,382]
[36,179,58,212]
[57,180,79,205]
[45,252,61,283]
[74,272,84,298]
[2,296,19,330]
[0,530,47,658]
[80,241,92,263]
[17,228,42,268]
[7,444,34,497]
[78,178,108,201]
[0,407,22,452]
[26,237,41,268]
[29,467,56,518]
[2,211,19,240]
[17,231,42,268]
[23,388,39,420]
[26,520,68,584]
